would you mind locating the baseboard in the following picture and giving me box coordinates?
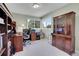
[75,50,79,54]
[73,50,79,56]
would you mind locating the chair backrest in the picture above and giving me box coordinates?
[23,29,30,39]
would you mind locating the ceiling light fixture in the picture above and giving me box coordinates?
[32,3,40,8]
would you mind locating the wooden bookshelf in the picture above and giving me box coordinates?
[0,3,16,56]
[52,11,75,55]
[0,5,7,56]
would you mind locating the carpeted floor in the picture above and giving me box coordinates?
[13,39,70,56]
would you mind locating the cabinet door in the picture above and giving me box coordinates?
[64,38,72,53]
[65,12,75,35]
[14,36,23,52]
[55,36,64,50]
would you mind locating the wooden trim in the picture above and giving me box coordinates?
[53,33,71,39]
[2,3,13,17]
[53,11,76,18]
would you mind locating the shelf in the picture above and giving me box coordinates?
[52,33,71,38]
[8,25,12,30]
[0,23,5,26]
[0,4,16,56]
[7,24,11,26]
[0,48,6,56]
[0,33,5,36]
[8,30,11,33]
[8,16,12,25]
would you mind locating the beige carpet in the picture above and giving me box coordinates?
[14,39,69,56]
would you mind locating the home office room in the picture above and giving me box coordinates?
[0,1,79,59]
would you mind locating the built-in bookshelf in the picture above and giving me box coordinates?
[0,5,8,56]
[0,3,16,56]
[52,12,75,55]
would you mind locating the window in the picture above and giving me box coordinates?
[35,21,40,28]
[42,17,52,28]
[28,20,40,28]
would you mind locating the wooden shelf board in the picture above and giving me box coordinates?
[0,48,6,56]
[0,23,5,26]
[0,33,5,36]
[52,33,71,38]
[7,24,11,26]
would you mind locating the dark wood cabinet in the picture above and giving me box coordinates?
[0,4,8,56]
[0,3,17,56]
[52,12,75,55]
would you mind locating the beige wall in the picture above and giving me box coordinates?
[12,13,27,32]
[41,15,53,39]
[12,13,40,32]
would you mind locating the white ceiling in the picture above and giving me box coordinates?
[6,3,68,17]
